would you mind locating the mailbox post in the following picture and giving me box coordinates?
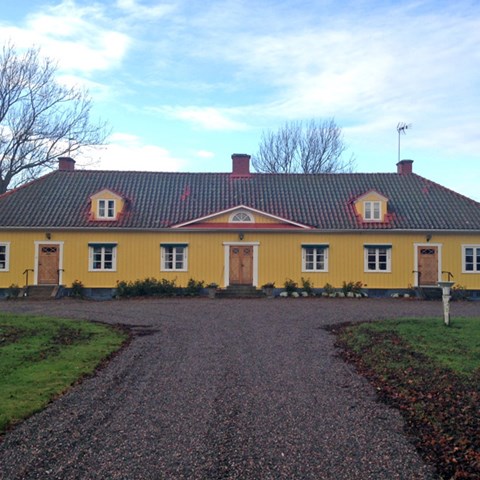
[438,281,455,326]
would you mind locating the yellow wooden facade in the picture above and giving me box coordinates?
[2,221,479,291]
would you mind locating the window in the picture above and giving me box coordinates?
[161,244,188,271]
[98,199,116,219]
[0,243,10,271]
[89,243,117,271]
[364,201,382,221]
[230,211,254,223]
[364,245,391,272]
[463,245,480,273]
[302,245,328,272]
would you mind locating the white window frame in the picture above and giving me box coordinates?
[229,210,254,223]
[0,242,10,271]
[89,244,117,272]
[364,201,382,221]
[364,245,392,272]
[161,244,188,272]
[98,199,116,220]
[302,245,329,272]
[462,245,480,273]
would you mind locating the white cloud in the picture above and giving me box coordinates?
[181,2,479,127]
[116,0,177,20]
[156,106,250,131]
[195,150,215,159]
[77,133,184,172]
[0,0,131,75]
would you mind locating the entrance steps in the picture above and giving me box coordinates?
[25,286,59,300]
[217,285,264,298]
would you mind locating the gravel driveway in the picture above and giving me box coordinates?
[0,298,478,479]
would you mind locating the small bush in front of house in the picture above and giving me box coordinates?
[301,277,314,295]
[452,284,468,301]
[6,283,21,300]
[115,277,178,298]
[352,281,363,294]
[342,280,364,297]
[158,278,177,296]
[70,280,85,298]
[284,278,298,295]
[115,280,132,298]
[323,283,335,296]
[341,281,354,295]
[184,278,205,296]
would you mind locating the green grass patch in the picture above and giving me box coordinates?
[343,317,480,376]
[331,317,480,479]
[0,314,127,434]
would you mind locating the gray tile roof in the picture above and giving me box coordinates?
[0,169,479,231]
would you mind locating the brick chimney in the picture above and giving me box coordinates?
[397,159,413,174]
[231,153,251,178]
[58,157,76,171]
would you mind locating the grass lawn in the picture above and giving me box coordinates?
[330,317,480,480]
[0,313,128,434]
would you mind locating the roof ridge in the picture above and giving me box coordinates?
[65,169,401,177]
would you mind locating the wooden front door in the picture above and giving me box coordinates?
[38,244,60,285]
[229,246,253,285]
[417,246,439,286]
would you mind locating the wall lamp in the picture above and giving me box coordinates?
[426,233,432,242]
[238,232,244,241]
[45,232,52,240]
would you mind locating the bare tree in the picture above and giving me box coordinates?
[252,118,355,174]
[0,43,108,193]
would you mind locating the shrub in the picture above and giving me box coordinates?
[115,280,133,298]
[352,281,363,294]
[158,278,177,296]
[184,278,205,296]
[341,281,354,295]
[342,280,363,295]
[284,278,298,295]
[452,284,468,301]
[70,280,85,298]
[115,277,178,298]
[323,283,335,295]
[301,277,314,295]
[6,283,21,300]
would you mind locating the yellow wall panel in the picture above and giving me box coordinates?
[1,230,479,291]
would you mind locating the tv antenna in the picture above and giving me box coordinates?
[397,122,412,162]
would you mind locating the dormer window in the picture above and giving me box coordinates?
[98,199,116,219]
[230,211,254,223]
[354,190,388,223]
[90,189,125,221]
[364,201,381,221]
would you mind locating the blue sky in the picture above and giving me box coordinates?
[2,0,479,200]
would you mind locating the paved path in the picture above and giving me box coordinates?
[0,298,477,479]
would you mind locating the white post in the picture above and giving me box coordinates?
[438,281,454,326]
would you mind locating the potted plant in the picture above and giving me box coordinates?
[262,282,275,298]
[206,282,218,299]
